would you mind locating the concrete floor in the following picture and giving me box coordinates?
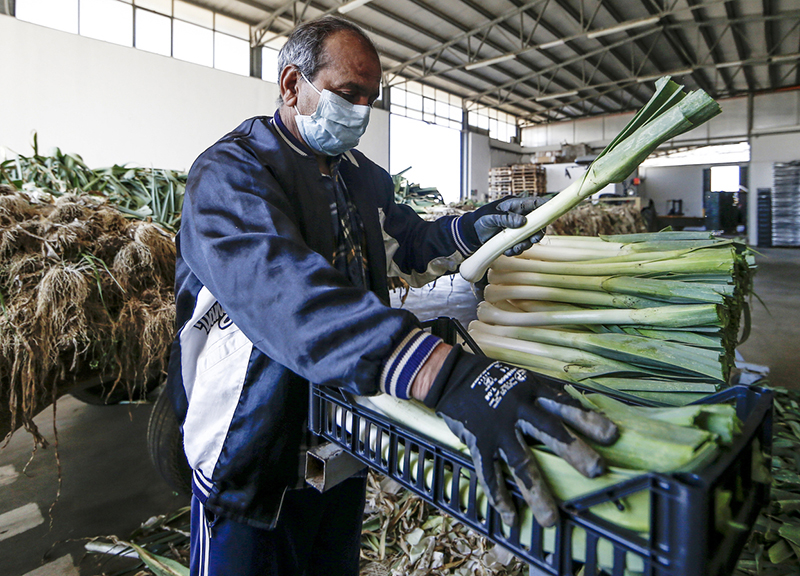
[737,247,800,391]
[0,247,797,575]
[0,397,185,576]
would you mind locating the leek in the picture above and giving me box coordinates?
[477,300,722,329]
[467,330,665,379]
[468,321,726,382]
[487,269,733,304]
[490,247,741,277]
[484,283,666,309]
[459,78,722,282]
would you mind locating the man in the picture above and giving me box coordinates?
[167,15,616,576]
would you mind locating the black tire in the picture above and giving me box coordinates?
[147,387,192,496]
[71,377,160,406]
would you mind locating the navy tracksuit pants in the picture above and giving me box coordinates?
[190,474,367,576]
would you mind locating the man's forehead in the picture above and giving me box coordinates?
[321,31,380,71]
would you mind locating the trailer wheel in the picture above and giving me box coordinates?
[147,387,192,496]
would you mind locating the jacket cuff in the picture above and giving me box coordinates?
[451,215,482,255]
[380,328,443,399]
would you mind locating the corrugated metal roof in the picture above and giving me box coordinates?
[185,0,800,125]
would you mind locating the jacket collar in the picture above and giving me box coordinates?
[272,110,359,168]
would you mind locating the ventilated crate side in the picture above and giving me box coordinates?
[309,318,772,576]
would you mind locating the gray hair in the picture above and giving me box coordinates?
[276,16,378,105]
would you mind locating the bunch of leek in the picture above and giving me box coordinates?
[459,76,722,283]
[468,231,755,406]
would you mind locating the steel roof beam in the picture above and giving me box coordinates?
[460,0,621,111]
[465,27,661,108]
[725,0,757,91]
[432,0,644,111]
[361,2,557,116]
[684,0,735,94]
[544,0,651,102]
[641,0,715,95]
[762,0,779,87]
[382,0,550,76]
[241,0,544,116]
[394,0,622,111]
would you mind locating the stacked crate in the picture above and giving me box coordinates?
[487,166,512,201]
[511,163,546,196]
[487,164,546,201]
[772,161,800,246]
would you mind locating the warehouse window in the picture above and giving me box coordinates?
[262,47,280,83]
[710,166,741,192]
[134,0,170,15]
[173,19,213,67]
[135,7,171,56]
[390,82,463,131]
[80,0,133,47]
[174,0,212,28]
[468,108,517,143]
[390,115,461,204]
[15,0,252,77]
[214,32,249,76]
[16,0,79,34]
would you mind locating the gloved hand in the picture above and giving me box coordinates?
[423,346,618,527]
[473,196,548,256]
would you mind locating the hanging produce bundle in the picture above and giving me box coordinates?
[0,138,186,443]
[468,231,756,406]
[0,187,176,444]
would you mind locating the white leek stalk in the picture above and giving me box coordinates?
[459,78,721,282]
[477,300,722,329]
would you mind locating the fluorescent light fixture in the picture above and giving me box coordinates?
[770,53,800,64]
[716,60,743,69]
[337,0,373,14]
[587,16,660,39]
[536,90,578,102]
[464,53,517,71]
[538,39,566,50]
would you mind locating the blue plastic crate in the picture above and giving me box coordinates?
[309,317,772,576]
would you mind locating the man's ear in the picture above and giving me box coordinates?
[279,65,300,107]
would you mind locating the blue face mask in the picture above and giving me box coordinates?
[294,72,371,156]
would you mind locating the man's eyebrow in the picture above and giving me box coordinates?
[335,80,377,92]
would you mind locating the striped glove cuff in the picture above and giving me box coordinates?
[379,328,443,399]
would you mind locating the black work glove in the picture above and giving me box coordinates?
[424,346,618,527]
[473,196,548,256]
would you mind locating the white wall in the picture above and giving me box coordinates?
[520,95,751,151]
[639,165,707,218]
[746,91,800,244]
[489,148,526,172]
[0,15,390,172]
[466,132,490,200]
[749,132,800,245]
[360,108,389,171]
[520,89,800,245]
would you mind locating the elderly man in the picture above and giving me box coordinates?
[167,15,616,576]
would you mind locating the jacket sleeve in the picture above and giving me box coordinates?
[178,139,440,399]
[375,169,482,288]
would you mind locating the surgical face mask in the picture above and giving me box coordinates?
[293,72,371,156]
